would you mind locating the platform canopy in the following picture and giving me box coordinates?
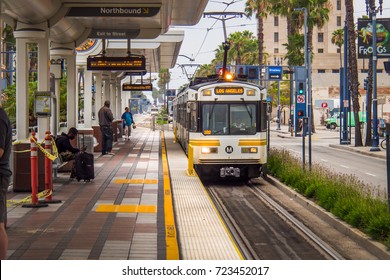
[1,0,208,72]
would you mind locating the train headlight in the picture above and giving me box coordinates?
[202,89,212,96]
[201,147,218,154]
[241,147,258,153]
[247,89,255,96]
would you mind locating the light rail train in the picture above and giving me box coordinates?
[173,75,268,179]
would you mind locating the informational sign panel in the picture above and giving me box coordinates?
[87,56,146,71]
[67,7,160,17]
[34,91,52,116]
[89,29,140,39]
[122,83,152,91]
[357,18,390,58]
[268,66,283,80]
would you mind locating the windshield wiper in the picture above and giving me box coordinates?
[240,98,253,122]
[208,98,218,128]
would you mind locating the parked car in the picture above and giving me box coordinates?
[324,111,366,129]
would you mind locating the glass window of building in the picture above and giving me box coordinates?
[318,48,324,53]
[274,16,279,26]
[318,32,324,43]
[337,16,341,26]
[274,32,279,42]
[337,0,341,10]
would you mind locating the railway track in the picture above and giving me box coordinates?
[203,176,387,260]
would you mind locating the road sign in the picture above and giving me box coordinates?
[268,66,283,80]
[321,102,328,108]
[297,95,305,103]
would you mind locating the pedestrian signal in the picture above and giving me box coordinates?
[297,110,304,117]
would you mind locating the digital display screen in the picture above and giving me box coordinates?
[214,87,244,95]
[122,83,153,91]
[87,56,146,71]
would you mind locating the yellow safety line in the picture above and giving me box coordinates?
[96,204,157,213]
[114,179,158,184]
[161,131,180,260]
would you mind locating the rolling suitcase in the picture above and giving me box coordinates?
[74,152,94,181]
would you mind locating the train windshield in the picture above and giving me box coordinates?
[202,103,257,135]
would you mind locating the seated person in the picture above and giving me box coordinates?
[55,127,86,161]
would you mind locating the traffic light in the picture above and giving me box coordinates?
[297,110,304,117]
[364,78,368,90]
[298,82,304,94]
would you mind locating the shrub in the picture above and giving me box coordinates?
[267,147,390,248]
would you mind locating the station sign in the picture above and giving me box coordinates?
[87,56,146,71]
[125,70,147,76]
[122,83,152,91]
[214,87,244,95]
[67,7,160,17]
[89,29,140,39]
[268,66,283,80]
[357,18,390,58]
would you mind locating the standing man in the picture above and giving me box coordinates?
[0,106,12,260]
[98,100,114,156]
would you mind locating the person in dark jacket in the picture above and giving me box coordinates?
[55,127,85,161]
[98,100,114,155]
[0,107,12,259]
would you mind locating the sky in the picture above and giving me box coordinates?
[164,0,390,90]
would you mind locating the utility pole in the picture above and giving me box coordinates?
[204,12,245,78]
[295,7,312,171]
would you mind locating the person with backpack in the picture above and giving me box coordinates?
[121,107,136,140]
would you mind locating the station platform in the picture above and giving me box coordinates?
[5,125,242,260]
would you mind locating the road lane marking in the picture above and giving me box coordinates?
[365,172,376,177]
[340,165,349,169]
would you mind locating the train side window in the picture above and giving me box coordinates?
[188,102,197,131]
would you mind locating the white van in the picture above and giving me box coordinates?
[150,108,159,115]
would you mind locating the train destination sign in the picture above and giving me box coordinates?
[87,56,146,71]
[122,83,153,91]
[214,87,244,95]
[67,7,160,17]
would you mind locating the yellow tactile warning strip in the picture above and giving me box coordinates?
[161,131,180,260]
[114,179,158,184]
[96,204,157,213]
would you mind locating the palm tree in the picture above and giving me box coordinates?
[345,0,363,146]
[158,68,171,110]
[331,29,344,68]
[245,0,270,68]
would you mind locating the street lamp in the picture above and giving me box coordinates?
[365,0,383,152]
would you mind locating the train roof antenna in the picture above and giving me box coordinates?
[203,12,246,78]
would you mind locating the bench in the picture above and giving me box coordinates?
[52,154,68,178]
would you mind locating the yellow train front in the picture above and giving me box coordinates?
[173,76,268,180]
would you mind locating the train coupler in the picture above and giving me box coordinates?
[220,167,240,178]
